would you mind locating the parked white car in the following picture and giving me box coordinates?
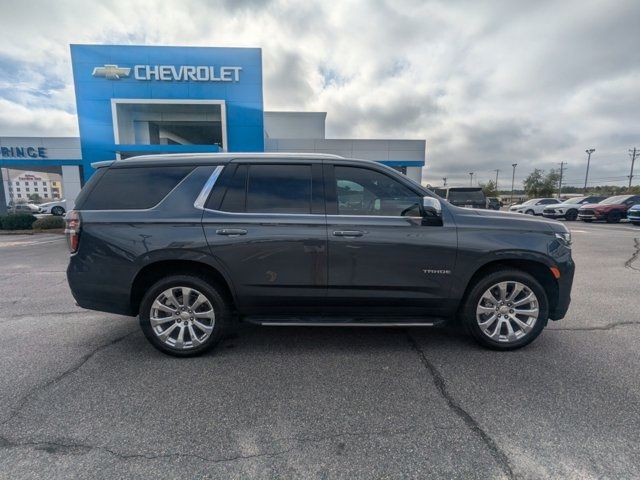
[9,203,40,214]
[509,198,559,215]
[541,195,607,221]
[38,199,67,216]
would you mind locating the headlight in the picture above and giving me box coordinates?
[557,209,564,213]
[554,232,572,246]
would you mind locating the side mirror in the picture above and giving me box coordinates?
[422,196,442,217]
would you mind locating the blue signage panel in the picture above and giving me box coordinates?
[70,44,264,180]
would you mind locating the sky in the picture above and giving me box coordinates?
[0,0,638,188]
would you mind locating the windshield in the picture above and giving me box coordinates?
[599,195,630,205]
[448,188,485,202]
[563,197,586,204]
[521,199,537,206]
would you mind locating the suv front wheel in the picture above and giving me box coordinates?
[461,269,548,350]
[139,275,230,356]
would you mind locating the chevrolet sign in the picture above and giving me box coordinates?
[92,64,242,82]
[92,65,131,79]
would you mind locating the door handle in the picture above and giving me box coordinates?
[333,230,364,237]
[216,228,247,236]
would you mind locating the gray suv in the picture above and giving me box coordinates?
[66,153,574,356]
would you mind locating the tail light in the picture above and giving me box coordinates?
[65,210,81,253]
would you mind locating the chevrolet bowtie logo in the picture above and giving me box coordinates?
[92,64,131,80]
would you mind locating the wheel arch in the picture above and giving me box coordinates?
[130,259,237,315]
[459,258,559,318]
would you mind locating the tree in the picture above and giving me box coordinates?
[523,169,545,197]
[541,169,561,197]
[27,193,43,204]
[523,168,561,198]
[480,179,498,197]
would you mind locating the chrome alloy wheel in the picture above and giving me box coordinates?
[150,287,215,350]
[476,281,539,343]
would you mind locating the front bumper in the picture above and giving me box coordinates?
[577,213,601,220]
[550,258,575,320]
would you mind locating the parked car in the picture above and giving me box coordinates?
[509,198,560,215]
[487,197,501,210]
[9,203,40,214]
[66,153,574,356]
[38,199,67,216]
[542,196,607,221]
[433,187,488,209]
[628,204,640,226]
[578,195,640,223]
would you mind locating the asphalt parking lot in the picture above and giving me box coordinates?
[0,221,639,479]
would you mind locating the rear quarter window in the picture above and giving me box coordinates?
[77,166,194,210]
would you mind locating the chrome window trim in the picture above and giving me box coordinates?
[202,208,323,217]
[201,209,422,220]
[195,164,425,219]
[194,165,225,210]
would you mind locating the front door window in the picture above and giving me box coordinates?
[334,166,421,217]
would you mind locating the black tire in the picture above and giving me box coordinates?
[606,211,621,223]
[461,268,549,350]
[565,209,578,221]
[632,222,640,227]
[51,206,65,216]
[139,274,231,357]
[525,209,535,215]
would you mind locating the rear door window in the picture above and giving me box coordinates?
[78,166,193,210]
[246,165,312,214]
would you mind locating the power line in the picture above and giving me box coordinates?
[510,163,517,203]
[558,162,566,198]
[584,148,595,193]
[629,148,638,189]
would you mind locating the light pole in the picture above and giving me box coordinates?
[510,163,517,203]
[442,177,447,187]
[583,148,595,193]
[469,172,474,186]
[494,169,499,191]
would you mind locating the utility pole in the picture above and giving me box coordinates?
[558,162,566,198]
[629,148,638,189]
[442,177,447,187]
[469,172,474,186]
[510,163,517,203]
[494,169,500,191]
[583,148,595,193]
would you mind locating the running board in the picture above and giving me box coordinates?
[243,316,447,327]
[259,322,437,327]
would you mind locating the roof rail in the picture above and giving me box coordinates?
[117,152,345,162]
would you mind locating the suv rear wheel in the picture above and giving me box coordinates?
[461,269,548,350]
[139,275,230,356]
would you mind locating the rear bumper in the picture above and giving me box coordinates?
[67,261,135,316]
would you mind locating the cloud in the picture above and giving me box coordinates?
[0,99,77,136]
[0,0,638,187]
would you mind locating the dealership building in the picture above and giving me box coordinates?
[1,45,426,210]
